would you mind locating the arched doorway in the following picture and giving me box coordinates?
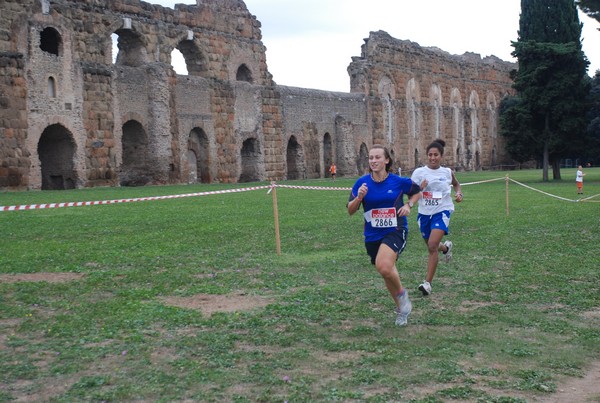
[357,143,369,175]
[38,124,76,190]
[323,132,333,178]
[120,120,150,186]
[239,138,261,182]
[286,136,304,180]
[188,128,210,183]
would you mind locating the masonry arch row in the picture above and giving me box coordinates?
[371,73,504,171]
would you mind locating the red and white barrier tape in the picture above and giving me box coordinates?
[3,178,597,212]
[461,177,506,186]
[508,178,596,203]
[274,184,352,191]
[0,185,271,212]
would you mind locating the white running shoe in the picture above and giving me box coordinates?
[443,240,453,263]
[418,281,432,296]
[395,291,412,326]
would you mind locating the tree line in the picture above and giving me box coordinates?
[500,0,600,180]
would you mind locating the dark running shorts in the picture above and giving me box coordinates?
[364,228,407,265]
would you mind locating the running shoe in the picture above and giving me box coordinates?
[418,280,432,296]
[443,240,453,263]
[395,291,412,326]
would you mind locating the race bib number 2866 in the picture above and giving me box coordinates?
[370,207,397,228]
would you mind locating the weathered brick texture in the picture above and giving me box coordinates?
[0,0,515,191]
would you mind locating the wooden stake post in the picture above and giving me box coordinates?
[505,175,510,216]
[270,182,282,255]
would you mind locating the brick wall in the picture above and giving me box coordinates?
[0,0,515,191]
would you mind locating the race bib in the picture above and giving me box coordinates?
[365,207,397,228]
[422,191,442,199]
[422,191,442,207]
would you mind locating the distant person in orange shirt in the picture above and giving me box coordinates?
[329,163,337,180]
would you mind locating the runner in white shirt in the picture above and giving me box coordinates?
[411,140,463,296]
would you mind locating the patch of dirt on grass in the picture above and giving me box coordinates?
[0,318,22,351]
[160,292,273,316]
[0,272,85,283]
[581,307,600,321]
[533,361,600,403]
[458,301,502,312]
[5,349,127,401]
[318,350,368,364]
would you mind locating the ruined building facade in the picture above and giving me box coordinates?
[0,0,515,190]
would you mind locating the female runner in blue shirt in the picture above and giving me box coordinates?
[348,145,421,326]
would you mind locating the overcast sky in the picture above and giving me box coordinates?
[151,0,600,92]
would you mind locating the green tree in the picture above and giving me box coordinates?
[502,0,590,180]
[584,71,600,164]
[576,0,600,24]
[499,95,536,164]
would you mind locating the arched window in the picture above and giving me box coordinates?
[48,76,56,98]
[40,27,61,56]
[431,84,442,138]
[378,76,394,143]
[113,30,148,67]
[406,78,419,139]
[175,39,207,76]
[236,64,253,83]
[170,48,188,75]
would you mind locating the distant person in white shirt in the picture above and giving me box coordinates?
[576,165,585,195]
[411,140,462,296]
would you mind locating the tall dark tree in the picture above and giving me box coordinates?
[502,0,590,180]
[499,95,536,164]
[576,0,600,24]
[584,71,600,164]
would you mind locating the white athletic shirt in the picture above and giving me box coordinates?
[576,169,584,183]
[411,166,455,215]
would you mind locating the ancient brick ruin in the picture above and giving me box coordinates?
[0,0,515,190]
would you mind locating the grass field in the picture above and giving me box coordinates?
[1,168,599,402]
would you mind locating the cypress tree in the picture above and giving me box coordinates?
[502,0,590,180]
[576,0,600,23]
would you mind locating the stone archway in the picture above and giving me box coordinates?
[236,64,253,83]
[323,132,333,178]
[113,29,148,67]
[40,27,61,56]
[188,128,210,183]
[286,136,304,180]
[120,120,150,186]
[176,39,207,76]
[239,138,261,183]
[357,143,369,175]
[37,124,76,190]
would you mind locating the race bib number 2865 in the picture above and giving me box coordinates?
[423,191,442,206]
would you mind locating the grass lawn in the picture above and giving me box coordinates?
[0,168,599,402]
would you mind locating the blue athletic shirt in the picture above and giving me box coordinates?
[350,173,416,242]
